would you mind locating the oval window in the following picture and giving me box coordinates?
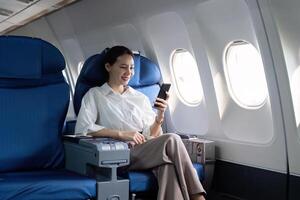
[224,40,268,108]
[170,49,203,106]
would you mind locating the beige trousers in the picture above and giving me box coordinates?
[128,133,205,200]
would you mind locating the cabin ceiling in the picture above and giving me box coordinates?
[0,0,79,35]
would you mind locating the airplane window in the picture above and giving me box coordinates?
[224,40,268,108]
[170,49,203,106]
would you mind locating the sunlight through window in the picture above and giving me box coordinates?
[171,49,203,106]
[224,41,268,108]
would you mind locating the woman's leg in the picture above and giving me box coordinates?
[129,133,205,200]
[152,164,184,200]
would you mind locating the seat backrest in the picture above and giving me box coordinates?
[74,48,162,115]
[0,36,69,172]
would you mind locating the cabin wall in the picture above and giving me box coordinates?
[9,0,290,175]
[261,2,300,198]
[266,0,300,177]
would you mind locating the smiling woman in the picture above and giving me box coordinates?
[75,46,206,200]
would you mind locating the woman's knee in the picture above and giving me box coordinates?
[163,133,184,156]
[163,133,182,142]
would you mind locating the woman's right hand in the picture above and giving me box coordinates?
[119,131,145,144]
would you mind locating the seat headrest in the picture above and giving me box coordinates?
[129,54,161,87]
[0,36,65,79]
[74,48,161,115]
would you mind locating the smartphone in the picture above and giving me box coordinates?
[157,83,171,100]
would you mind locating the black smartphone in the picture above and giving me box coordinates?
[157,83,171,100]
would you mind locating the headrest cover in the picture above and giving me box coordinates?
[80,49,109,87]
[78,50,161,88]
[0,36,65,79]
[128,54,161,87]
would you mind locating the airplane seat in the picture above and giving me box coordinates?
[73,48,110,116]
[73,48,205,195]
[63,50,110,134]
[0,36,96,200]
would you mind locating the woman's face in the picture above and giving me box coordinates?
[106,54,134,86]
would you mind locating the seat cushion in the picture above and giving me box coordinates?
[0,169,96,200]
[128,170,158,193]
[128,163,204,193]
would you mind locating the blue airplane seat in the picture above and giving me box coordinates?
[0,36,96,200]
[73,48,204,194]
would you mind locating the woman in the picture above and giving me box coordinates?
[75,46,206,200]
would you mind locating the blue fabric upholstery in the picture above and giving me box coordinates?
[128,54,161,87]
[74,52,107,115]
[127,163,204,193]
[63,119,77,135]
[0,36,65,79]
[74,48,204,194]
[136,85,161,108]
[0,36,96,199]
[0,36,68,172]
[0,170,96,200]
[128,171,158,193]
[0,84,68,171]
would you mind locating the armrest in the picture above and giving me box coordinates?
[64,134,92,143]
[63,135,130,178]
[64,135,131,199]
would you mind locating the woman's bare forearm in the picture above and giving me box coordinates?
[150,113,164,137]
[150,122,161,137]
[87,128,122,140]
[88,128,145,144]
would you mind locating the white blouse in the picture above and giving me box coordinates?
[75,83,162,139]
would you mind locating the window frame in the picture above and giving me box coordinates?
[223,40,268,109]
[170,48,204,106]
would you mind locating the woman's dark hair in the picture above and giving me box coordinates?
[103,46,134,66]
[100,46,134,83]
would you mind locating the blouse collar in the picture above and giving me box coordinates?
[101,82,134,96]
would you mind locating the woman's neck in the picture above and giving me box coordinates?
[107,81,125,94]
